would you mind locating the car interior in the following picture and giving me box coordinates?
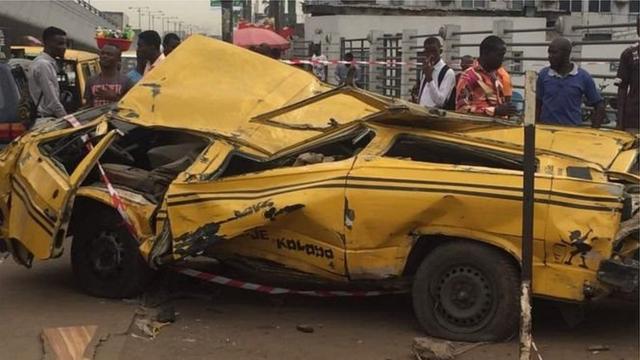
[214,126,375,179]
[385,134,524,171]
[39,119,209,202]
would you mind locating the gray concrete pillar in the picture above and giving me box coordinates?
[493,20,514,72]
[322,32,341,85]
[368,30,384,95]
[442,24,461,66]
[558,15,584,65]
[401,29,418,100]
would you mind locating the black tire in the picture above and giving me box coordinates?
[71,207,154,298]
[412,241,520,341]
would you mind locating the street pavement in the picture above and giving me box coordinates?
[0,251,638,360]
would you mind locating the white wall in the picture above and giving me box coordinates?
[305,15,547,45]
[305,15,548,89]
[305,13,638,92]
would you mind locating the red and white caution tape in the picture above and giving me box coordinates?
[175,267,407,297]
[281,58,424,67]
[280,58,614,68]
[63,115,138,238]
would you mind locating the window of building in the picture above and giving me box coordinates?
[572,0,582,11]
[610,61,619,73]
[589,0,611,12]
[461,0,486,8]
[512,0,535,9]
[560,0,583,11]
[631,0,640,13]
[511,51,523,73]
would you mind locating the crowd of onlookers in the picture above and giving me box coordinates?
[26,23,639,133]
[27,27,180,125]
[312,26,638,133]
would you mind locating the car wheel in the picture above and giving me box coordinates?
[71,207,153,298]
[412,241,519,341]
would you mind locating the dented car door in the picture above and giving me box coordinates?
[8,128,118,262]
[163,131,371,278]
[343,132,553,280]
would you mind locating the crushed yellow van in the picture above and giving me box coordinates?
[0,36,637,342]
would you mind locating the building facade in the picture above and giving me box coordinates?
[302,0,637,107]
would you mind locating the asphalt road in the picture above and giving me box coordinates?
[0,252,638,360]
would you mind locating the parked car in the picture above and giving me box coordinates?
[11,46,100,114]
[0,36,637,342]
[0,59,34,143]
[120,51,137,75]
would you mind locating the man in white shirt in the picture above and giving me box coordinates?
[28,27,68,120]
[416,37,456,110]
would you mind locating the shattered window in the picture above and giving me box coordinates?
[217,127,375,179]
[384,135,523,171]
[255,92,384,130]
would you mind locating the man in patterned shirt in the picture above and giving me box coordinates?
[84,44,134,107]
[455,36,517,117]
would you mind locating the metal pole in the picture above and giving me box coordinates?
[452,29,492,36]
[519,70,536,360]
[572,22,637,30]
[221,0,233,43]
[504,27,554,33]
[409,33,439,39]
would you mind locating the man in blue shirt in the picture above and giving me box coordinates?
[536,37,604,128]
[126,52,144,84]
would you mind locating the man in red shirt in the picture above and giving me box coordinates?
[84,44,134,107]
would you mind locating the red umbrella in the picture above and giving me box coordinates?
[233,27,290,50]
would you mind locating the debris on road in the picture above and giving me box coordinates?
[128,307,176,340]
[412,337,486,360]
[42,325,98,360]
[156,305,177,323]
[296,324,315,333]
[132,317,170,340]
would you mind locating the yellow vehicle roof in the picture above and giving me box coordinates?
[117,35,339,153]
[116,35,500,155]
[11,46,99,62]
[457,125,637,169]
[114,35,636,166]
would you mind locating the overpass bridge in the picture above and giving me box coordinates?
[0,0,120,51]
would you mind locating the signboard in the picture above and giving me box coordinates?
[210,0,244,7]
